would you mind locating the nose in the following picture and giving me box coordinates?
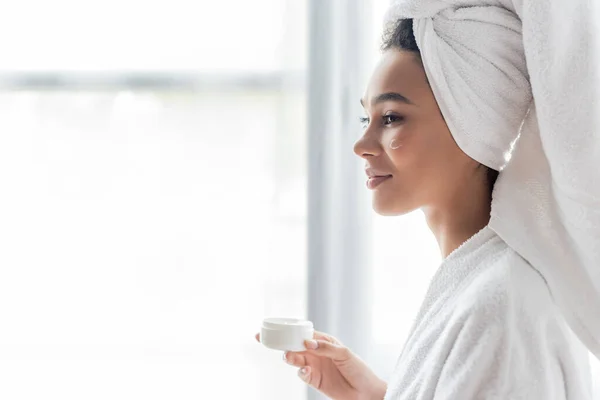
[353,131,382,159]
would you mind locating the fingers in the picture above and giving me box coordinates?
[255,332,308,368]
[256,331,349,363]
[298,366,313,385]
[289,355,315,388]
[303,339,351,362]
[312,331,341,345]
[283,351,307,368]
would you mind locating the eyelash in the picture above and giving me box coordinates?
[359,114,403,128]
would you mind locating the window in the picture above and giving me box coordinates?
[0,1,308,399]
[0,0,302,73]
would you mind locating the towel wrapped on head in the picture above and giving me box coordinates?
[385,0,600,359]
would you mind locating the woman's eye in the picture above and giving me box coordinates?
[359,114,402,129]
[383,114,403,125]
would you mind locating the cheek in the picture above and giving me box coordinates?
[389,137,403,150]
[385,128,421,169]
[386,128,408,152]
[385,125,444,193]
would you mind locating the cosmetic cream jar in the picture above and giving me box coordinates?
[260,318,314,351]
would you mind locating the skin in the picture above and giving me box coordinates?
[255,49,493,399]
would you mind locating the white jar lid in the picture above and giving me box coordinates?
[260,317,314,352]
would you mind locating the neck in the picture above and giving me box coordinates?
[422,181,492,259]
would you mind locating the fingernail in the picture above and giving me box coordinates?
[305,340,319,350]
[300,366,310,376]
[282,352,288,361]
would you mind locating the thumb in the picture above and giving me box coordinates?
[304,339,352,362]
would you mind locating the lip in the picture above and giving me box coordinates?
[364,167,393,189]
[366,175,392,190]
[365,167,392,178]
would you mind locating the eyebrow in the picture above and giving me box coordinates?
[360,92,414,107]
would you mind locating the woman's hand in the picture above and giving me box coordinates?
[255,331,387,400]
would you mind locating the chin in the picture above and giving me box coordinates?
[372,197,414,216]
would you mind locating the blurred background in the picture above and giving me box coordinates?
[0,1,596,399]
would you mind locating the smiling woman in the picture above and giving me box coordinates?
[271,6,593,398]
[363,4,598,399]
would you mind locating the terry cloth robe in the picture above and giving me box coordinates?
[384,226,593,400]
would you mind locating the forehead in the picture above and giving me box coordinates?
[363,50,429,104]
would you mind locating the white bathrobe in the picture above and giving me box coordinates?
[384,227,593,400]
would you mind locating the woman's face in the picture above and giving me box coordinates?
[354,49,478,216]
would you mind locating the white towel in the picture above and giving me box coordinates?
[385,0,600,359]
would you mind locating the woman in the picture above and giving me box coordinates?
[256,17,593,400]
